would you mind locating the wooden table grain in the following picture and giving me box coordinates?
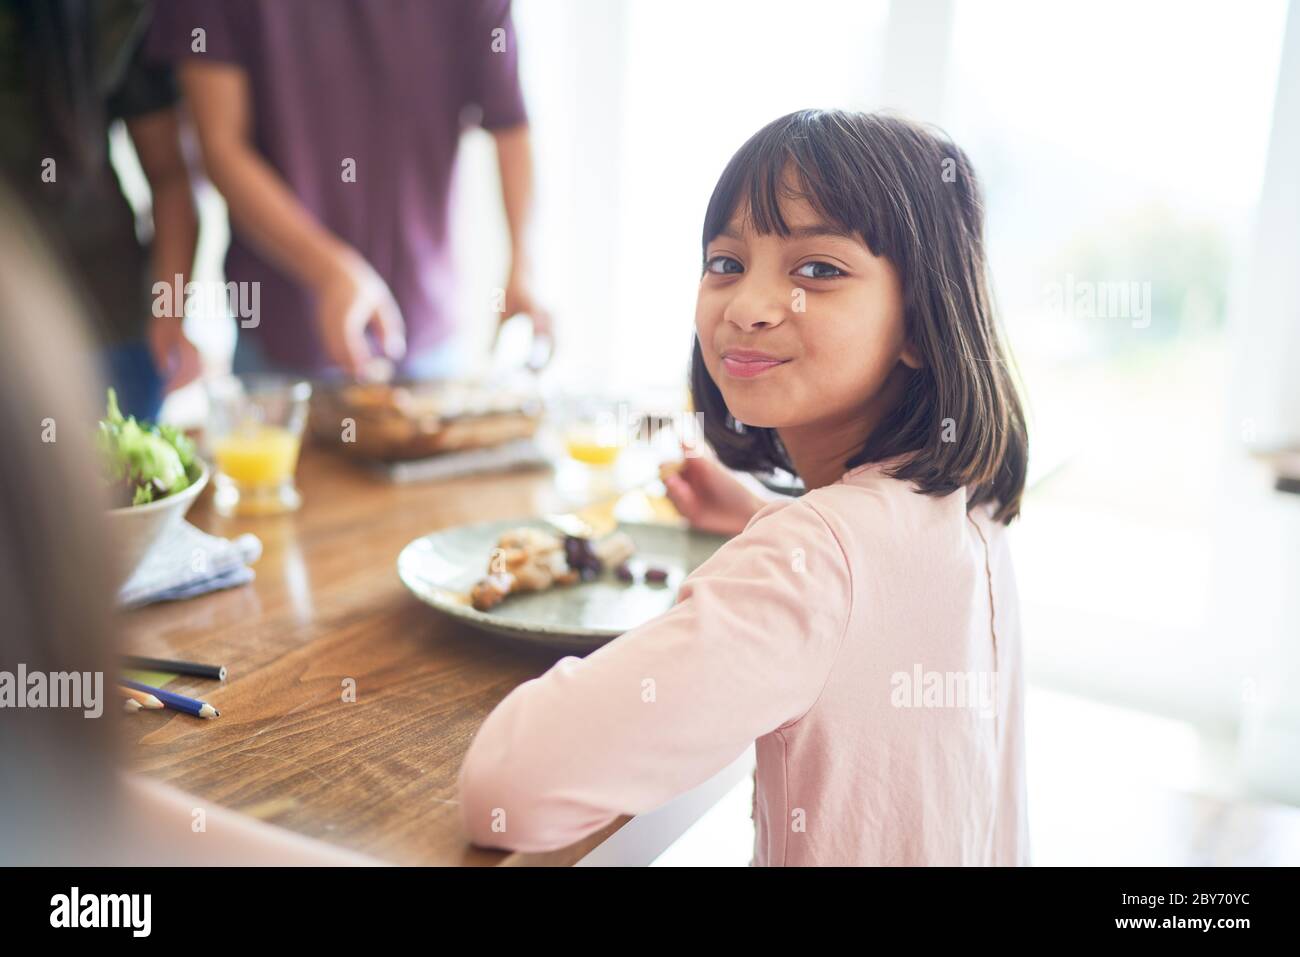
[122,444,641,866]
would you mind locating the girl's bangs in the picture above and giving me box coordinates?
[701,115,871,252]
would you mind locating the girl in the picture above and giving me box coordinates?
[458,110,1029,866]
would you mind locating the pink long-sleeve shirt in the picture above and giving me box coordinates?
[458,458,1029,865]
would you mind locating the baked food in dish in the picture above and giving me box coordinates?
[310,379,542,461]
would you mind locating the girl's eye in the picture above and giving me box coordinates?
[705,255,743,275]
[795,261,846,280]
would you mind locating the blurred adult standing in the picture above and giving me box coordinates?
[148,0,551,381]
[0,0,201,420]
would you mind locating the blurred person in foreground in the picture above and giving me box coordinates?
[0,0,201,420]
[147,0,551,381]
[0,187,376,865]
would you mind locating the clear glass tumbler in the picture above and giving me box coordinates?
[206,375,312,516]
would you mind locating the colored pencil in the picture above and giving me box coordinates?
[123,655,227,681]
[124,698,142,713]
[118,685,163,709]
[122,679,220,719]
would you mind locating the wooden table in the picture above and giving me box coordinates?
[123,445,750,866]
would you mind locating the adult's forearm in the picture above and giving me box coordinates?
[493,125,536,264]
[202,141,352,290]
[149,177,197,315]
[125,109,197,317]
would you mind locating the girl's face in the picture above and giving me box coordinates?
[696,195,918,437]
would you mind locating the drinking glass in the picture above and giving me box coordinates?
[206,375,312,516]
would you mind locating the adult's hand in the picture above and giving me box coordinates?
[501,266,553,340]
[315,253,406,379]
[497,264,554,372]
[147,316,203,393]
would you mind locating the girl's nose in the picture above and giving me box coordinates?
[722,277,789,332]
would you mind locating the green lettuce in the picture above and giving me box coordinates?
[98,389,195,506]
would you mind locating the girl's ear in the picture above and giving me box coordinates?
[900,343,924,370]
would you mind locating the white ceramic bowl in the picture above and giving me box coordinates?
[105,461,209,590]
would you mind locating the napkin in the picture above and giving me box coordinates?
[118,521,261,608]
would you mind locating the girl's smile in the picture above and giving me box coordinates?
[719,348,791,379]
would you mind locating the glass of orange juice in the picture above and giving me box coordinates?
[559,395,625,467]
[541,393,629,503]
[206,375,312,516]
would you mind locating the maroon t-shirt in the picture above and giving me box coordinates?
[148,0,527,374]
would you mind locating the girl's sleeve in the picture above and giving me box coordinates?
[457,497,853,852]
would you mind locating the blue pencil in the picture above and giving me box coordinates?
[122,679,220,719]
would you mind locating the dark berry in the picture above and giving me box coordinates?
[564,534,602,576]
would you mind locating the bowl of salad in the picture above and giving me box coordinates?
[99,389,209,588]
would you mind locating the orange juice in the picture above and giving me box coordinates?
[214,425,301,486]
[565,434,622,466]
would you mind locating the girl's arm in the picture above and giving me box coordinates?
[458,497,852,852]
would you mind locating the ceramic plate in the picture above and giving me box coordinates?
[397,519,728,651]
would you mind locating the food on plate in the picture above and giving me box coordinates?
[470,526,637,611]
[97,389,200,507]
[644,565,670,584]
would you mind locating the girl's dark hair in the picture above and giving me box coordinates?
[690,109,1028,523]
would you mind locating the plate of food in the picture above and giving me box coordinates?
[397,519,729,650]
[98,389,209,588]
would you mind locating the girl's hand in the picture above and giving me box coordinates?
[662,450,766,537]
